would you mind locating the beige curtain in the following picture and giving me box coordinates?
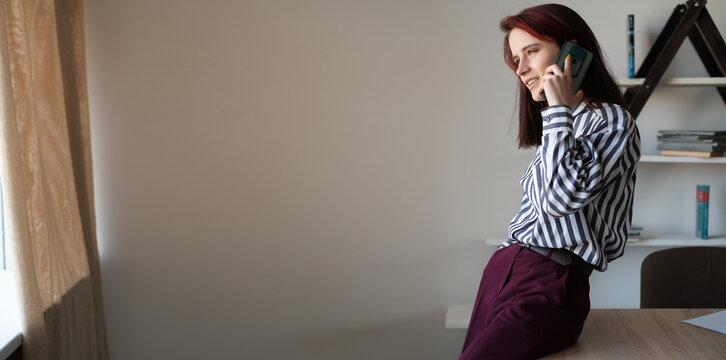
[0,0,108,359]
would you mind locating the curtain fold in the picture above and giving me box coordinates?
[0,0,108,359]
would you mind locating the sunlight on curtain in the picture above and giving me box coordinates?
[0,0,108,359]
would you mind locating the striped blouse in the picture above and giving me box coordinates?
[502,101,641,271]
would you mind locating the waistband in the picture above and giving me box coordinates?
[518,243,594,277]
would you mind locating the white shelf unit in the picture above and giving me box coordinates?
[618,78,726,163]
[619,76,726,164]
[618,77,726,87]
[484,237,726,247]
[621,75,725,245]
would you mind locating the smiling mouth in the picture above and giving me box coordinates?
[526,78,538,89]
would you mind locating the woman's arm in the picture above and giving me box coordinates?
[526,103,637,217]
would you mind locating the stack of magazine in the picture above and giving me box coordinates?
[657,130,726,158]
[627,225,643,243]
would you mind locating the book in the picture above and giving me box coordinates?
[627,15,635,78]
[657,142,726,152]
[656,138,724,143]
[696,185,709,239]
[658,130,726,153]
[627,225,642,242]
[660,149,724,158]
[658,130,726,138]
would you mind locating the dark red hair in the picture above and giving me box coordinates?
[500,4,625,148]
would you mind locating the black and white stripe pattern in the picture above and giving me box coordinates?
[503,101,640,271]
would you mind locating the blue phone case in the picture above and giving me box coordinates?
[541,41,594,100]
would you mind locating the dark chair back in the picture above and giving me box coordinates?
[641,247,726,308]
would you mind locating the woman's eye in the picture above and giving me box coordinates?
[527,49,537,55]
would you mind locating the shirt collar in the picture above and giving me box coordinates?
[572,99,587,117]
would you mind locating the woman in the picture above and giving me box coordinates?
[460,4,640,359]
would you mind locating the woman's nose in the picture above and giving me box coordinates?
[516,61,528,76]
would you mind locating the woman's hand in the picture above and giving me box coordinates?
[538,55,581,108]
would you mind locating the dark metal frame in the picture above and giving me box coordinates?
[624,0,726,119]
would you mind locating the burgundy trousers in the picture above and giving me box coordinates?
[459,244,590,360]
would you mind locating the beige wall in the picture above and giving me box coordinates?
[84,0,726,358]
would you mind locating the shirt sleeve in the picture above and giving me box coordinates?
[527,104,634,217]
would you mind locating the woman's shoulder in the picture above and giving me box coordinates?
[584,102,633,126]
[575,101,634,136]
[584,101,629,116]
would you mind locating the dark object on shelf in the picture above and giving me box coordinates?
[624,0,726,119]
[641,247,726,308]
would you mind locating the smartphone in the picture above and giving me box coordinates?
[541,41,593,100]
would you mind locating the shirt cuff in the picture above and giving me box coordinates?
[541,105,573,134]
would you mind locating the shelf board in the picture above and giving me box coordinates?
[485,236,726,247]
[627,236,726,247]
[618,77,726,87]
[446,304,473,329]
[640,155,726,164]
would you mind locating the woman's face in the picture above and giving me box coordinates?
[508,28,560,102]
